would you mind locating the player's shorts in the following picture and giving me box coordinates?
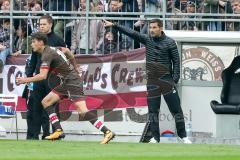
[52,78,85,102]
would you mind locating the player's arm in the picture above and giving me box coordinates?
[17,53,52,84]
[16,68,49,84]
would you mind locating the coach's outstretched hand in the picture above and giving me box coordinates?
[103,20,114,28]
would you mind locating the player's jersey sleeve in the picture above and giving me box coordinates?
[41,51,54,69]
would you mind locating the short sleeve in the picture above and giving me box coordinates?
[41,52,53,69]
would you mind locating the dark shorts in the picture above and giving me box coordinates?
[52,79,85,102]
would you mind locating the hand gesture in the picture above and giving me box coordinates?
[103,20,114,28]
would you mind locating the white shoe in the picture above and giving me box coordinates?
[149,138,158,143]
[181,137,192,144]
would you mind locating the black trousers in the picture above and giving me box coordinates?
[146,85,186,142]
[26,77,60,140]
[26,90,38,139]
[26,81,50,139]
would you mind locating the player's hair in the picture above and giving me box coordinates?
[149,19,163,28]
[39,15,53,24]
[31,32,48,45]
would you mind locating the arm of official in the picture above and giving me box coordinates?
[104,20,148,44]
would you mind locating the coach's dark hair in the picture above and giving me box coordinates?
[39,15,53,24]
[149,19,163,28]
[31,32,48,45]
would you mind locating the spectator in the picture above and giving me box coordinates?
[145,0,161,13]
[106,0,124,52]
[27,0,44,34]
[176,0,202,9]
[137,0,143,12]
[102,27,119,54]
[229,0,240,31]
[1,0,10,12]
[181,1,201,30]
[175,0,188,11]
[31,0,43,14]
[164,0,182,30]
[22,0,36,11]
[166,0,175,12]
[45,0,78,39]
[232,0,240,13]
[3,0,23,32]
[108,0,123,23]
[0,19,10,73]
[14,0,30,10]
[13,22,32,56]
[121,0,139,50]
[108,0,139,50]
[13,0,22,10]
[71,0,105,54]
[202,0,233,31]
[139,0,182,31]
[136,0,162,33]
[92,0,105,12]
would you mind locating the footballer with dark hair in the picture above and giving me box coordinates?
[17,32,115,144]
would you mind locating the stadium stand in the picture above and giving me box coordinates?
[1,0,240,55]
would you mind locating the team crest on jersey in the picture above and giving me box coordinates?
[182,47,225,81]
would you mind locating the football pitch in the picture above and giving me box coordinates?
[0,140,240,160]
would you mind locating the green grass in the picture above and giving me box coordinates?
[0,140,240,160]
